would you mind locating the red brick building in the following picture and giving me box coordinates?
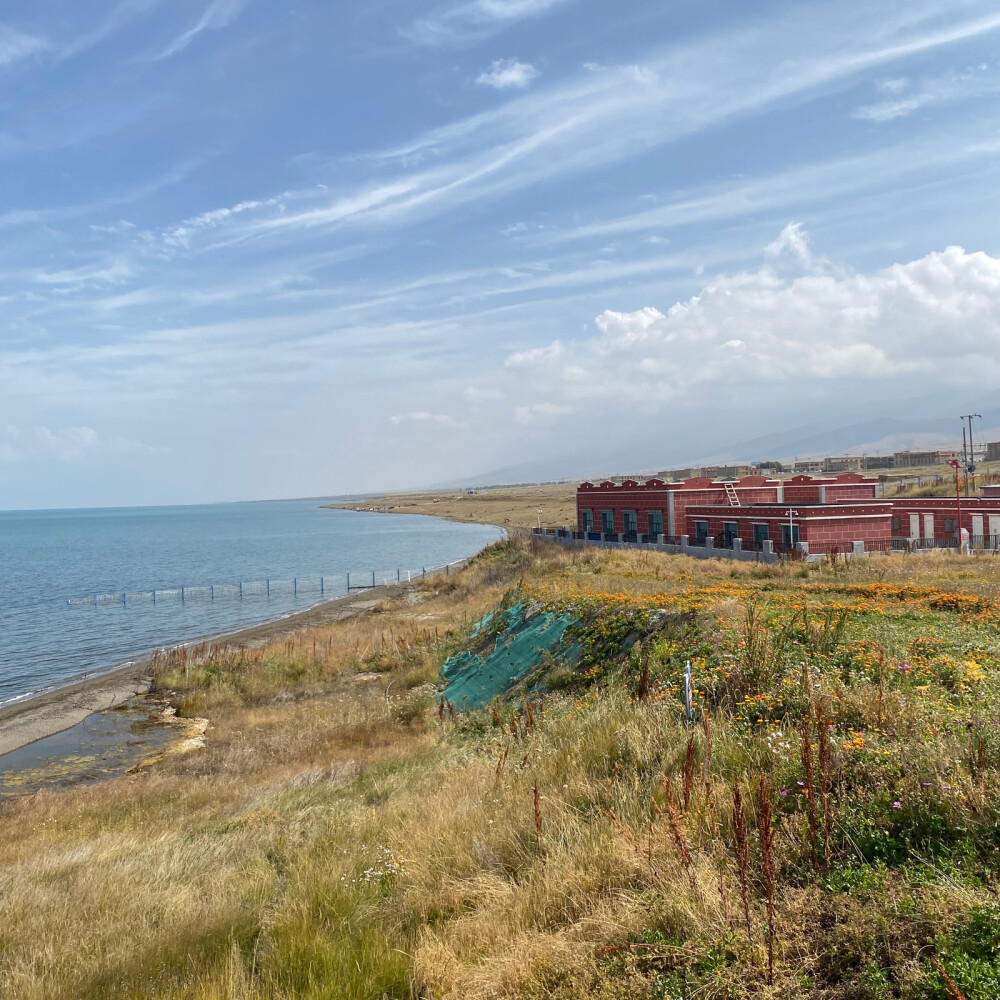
[890,498,1000,547]
[575,474,1000,553]
[576,474,884,553]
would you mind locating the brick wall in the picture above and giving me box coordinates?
[683,502,892,553]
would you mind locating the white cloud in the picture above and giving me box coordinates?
[139,4,1000,252]
[404,0,571,46]
[388,411,458,426]
[0,425,153,463]
[505,341,565,367]
[60,0,165,61]
[476,58,538,90]
[492,237,1000,420]
[513,402,573,424]
[765,221,811,265]
[855,64,1000,121]
[151,0,246,61]
[0,24,48,66]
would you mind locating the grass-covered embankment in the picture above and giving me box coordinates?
[2,537,1000,998]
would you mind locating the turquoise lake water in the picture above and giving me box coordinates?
[0,502,502,704]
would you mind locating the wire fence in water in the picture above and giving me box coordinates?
[67,562,460,609]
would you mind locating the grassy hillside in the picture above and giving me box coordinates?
[3,539,1000,998]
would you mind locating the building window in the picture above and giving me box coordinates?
[694,521,709,542]
[723,522,739,546]
[943,517,958,533]
[647,510,663,537]
[891,517,901,531]
[581,509,594,532]
[781,523,800,546]
[753,523,769,548]
[601,510,615,534]
[623,511,638,533]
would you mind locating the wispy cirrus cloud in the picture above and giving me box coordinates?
[476,57,538,89]
[403,0,572,47]
[0,23,48,67]
[60,0,164,61]
[150,0,246,61]
[854,63,1000,121]
[143,4,1000,254]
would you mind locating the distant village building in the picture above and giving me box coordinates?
[862,455,895,470]
[793,460,824,473]
[987,442,1000,463]
[893,450,962,467]
[823,456,865,473]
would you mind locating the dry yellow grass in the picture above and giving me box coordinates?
[3,538,1000,998]
[326,483,577,530]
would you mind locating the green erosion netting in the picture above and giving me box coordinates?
[441,600,580,709]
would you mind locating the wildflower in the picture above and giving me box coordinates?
[892,801,902,809]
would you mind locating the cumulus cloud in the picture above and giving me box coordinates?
[765,221,811,265]
[495,235,1000,424]
[476,58,538,90]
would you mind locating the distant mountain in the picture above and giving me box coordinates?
[439,402,998,489]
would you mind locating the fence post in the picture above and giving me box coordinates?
[181,586,185,602]
[294,578,297,596]
[153,590,156,604]
[422,567,425,579]
[397,568,400,582]
[320,576,324,595]
[446,563,450,576]
[239,581,243,599]
[123,591,126,606]
[211,585,214,601]
[94,593,97,608]
[372,570,376,588]
[266,579,270,597]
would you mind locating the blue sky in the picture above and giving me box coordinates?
[2,0,1000,508]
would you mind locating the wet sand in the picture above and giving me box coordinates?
[0,578,428,759]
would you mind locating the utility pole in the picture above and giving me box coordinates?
[960,414,982,497]
[949,460,965,554]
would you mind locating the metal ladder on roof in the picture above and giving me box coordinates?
[724,482,741,506]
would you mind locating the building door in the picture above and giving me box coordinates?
[723,522,739,547]
[923,514,934,540]
[909,514,920,538]
[990,515,1000,547]
[753,523,769,549]
[972,514,984,544]
[647,511,663,538]
[623,511,638,541]
[601,510,614,535]
[781,524,800,547]
[694,521,709,543]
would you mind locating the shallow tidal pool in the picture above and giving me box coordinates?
[0,704,178,794]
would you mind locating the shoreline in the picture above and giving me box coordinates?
[0,555,480,761]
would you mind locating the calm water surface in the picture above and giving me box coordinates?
[0,502,502,703]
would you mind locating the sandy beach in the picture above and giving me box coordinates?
[0,576,436,759]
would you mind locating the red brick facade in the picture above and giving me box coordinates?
[890,498,1000,542]
[683,502,892,553]
[575,474,1000,553]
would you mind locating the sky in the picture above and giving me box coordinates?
[2,0,1000,508]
